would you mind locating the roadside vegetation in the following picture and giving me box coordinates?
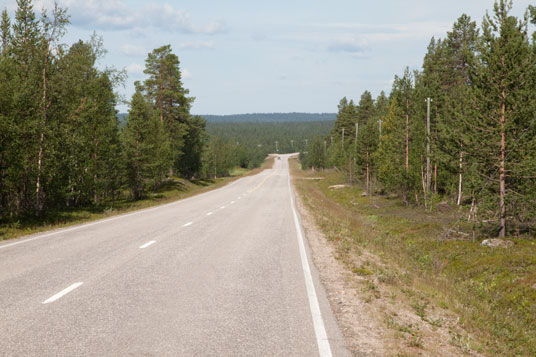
[0,1,275,232]
[301,1,536,239]
[0,156,274,242]
[292,160,535,356]
[294,3,536,353]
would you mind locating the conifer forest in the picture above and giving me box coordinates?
[302,1,536,238]
[1,0,535,241]
[0,0,286,221]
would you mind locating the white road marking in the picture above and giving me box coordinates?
[206,212,213,216]
[42,282,83,304]
[220,206,226,209]
[0,174,250,251]
[230,201,235,204]
[237,197,241,200]
[183,222,193,227]
[139,240,156,249]
[287,173,332,357]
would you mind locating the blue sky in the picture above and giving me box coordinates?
[3,0,533,114]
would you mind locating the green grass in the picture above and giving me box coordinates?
[291,160,536,356]
[0,158,275,242]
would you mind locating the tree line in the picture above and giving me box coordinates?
[206,121,333,168]
[0,0,252,220]
[302,0,536,238]
[202,113,336,123]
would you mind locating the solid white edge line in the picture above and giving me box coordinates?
[288,172,332,357]
[183,222,193,227]
[139,240,156,249]
[0,173,251,251]
[42,282,83,304]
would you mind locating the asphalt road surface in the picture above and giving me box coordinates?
[0,154,349,356]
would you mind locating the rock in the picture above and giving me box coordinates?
[532,283,536,290]
[436,201,452,212]
[329,184,350,189]
[480,238,514,248]
[360,192,369,197]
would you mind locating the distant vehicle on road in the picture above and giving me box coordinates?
[277,156,281,160]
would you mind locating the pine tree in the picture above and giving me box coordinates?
[468,0,536,236]
[142,45,193,175]
[1,9,10,54]
[374,101,407,194]
[124,87,170,200]
[179,115,206,178]
[332,97,357,145]
[390,68,413,175]
[438,15,479,205]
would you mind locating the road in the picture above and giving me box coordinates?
[0,154,349,356]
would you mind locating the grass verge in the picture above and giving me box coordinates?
[291,159,535,356]
[0,156,275,242]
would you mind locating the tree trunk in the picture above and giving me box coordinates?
[35,55,48,215]
[405,98,409,173]
[499,86,506,237]
[457,148,463,206]
[434,164,437,193]
[366,150,370,194]
[93,151,98,204]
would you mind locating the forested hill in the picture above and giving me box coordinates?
[200,113,336,123]
[117,112,336,125]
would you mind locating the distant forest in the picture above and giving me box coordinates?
[200,113,336,123]
[207,120,333,157]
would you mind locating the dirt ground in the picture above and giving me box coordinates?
[295,192,482,356]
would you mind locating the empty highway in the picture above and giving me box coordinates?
[0,155,348,356]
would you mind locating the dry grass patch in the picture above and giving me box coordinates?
[290,159,536,356]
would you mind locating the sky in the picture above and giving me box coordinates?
[3,0,534,114]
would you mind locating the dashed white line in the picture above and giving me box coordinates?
[42,282,83,304]
[0,173,250,251]
[139,240,156,249]
[230,201,235,204]
[183,222,193,227]
[220,206,226,209]
[206,212,213,216]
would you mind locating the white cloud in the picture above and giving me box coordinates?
[318,21,452,42]
[139,4,228,34]
[178,41,214,50]
[125,63,144,75]
[327,36,368,55]
[120,44,147,57]
[28,0,228,34]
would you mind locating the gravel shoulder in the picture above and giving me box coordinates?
[294,180,483,356]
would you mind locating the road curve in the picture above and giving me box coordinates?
[0,154,349,356]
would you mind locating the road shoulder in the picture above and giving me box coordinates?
[291,170,482,356]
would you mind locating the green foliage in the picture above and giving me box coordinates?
[301,137,326,170]
[296,167,536,355]
[123,88,171,199]
[202,113,336,123]
[0,1,206,222]
[206,120,333,169]
[141,45,195,177]
[320,1,536,236]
